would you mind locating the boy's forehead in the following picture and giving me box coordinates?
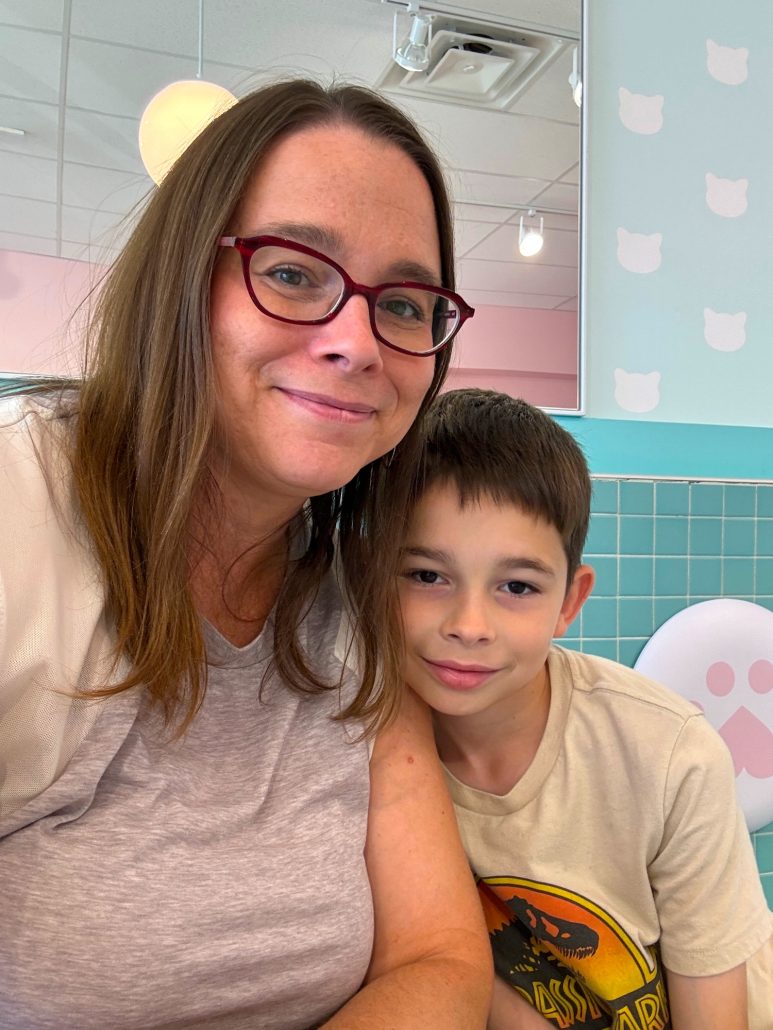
[405,484,566,564]
[409,481,538,527]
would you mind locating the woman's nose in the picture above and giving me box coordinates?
[310,295,384,373]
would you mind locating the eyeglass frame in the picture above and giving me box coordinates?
[217,234,474,357]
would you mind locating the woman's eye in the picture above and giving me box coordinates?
[270,265,307,287]
[380,297,424,322]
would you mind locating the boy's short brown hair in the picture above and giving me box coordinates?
[409,389,592,582]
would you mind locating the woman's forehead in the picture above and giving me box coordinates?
[233,123,441,267]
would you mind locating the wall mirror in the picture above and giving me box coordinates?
[0,0,583,412]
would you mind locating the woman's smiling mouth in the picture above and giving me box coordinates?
[279,388,377,423]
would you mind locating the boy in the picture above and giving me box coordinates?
[397,389,773,1030]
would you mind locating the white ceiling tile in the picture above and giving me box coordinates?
[459,256,578,295]
[60,204,136,250]
[0,27,61,104]
[0,232,57,256]
[451,170,551,207]
[0,98,60,160]
[70,0,197,53]
[555,296,578,311]
[0,150,57,202]
[399,96,580,180]
[0,194,56,237]
[62,163,152,216]
[538,212,579,232]
[455,221,499,257]
[204,0,394,82]
[461,289,572,309]
[454,202,512,224]
[0,0,64,31]
[63,109,144,174]
[531,181,578,210]
[411,0,579,34]
[65,38,254,118]
[559,162,579,185]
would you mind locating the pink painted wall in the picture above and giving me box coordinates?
[0,250,95,377]
[449,304,579,409]
[0,251,579,408]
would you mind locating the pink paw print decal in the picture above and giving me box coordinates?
[635,599,773,831]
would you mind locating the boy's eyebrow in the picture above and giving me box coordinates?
[495,557,557,578]
[401,546,558,578]
[402,545,453,564]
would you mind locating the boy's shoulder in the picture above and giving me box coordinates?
[549,644,703,723]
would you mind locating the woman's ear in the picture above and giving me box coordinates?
[554,564,595,638]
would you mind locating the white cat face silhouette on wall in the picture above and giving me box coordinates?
[706,173,748,217]
[616,228,662,274]
[704,309,747,352]
[614,369,661,413]
[618,87,664,134]
[706,39,749,85]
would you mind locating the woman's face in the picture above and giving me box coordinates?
[209,123,441,507]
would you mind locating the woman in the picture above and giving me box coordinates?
[0,81,491,1027]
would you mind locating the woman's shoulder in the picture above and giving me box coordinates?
[0,390,76,487]
[0,390,121,826]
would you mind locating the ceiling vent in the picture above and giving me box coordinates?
[377,18,567,111]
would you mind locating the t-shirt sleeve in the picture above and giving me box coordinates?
[649,712,771,976]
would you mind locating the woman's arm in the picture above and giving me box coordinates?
[323,688,492,1029]
[665,963,748,1030]
[487,976,554,1029]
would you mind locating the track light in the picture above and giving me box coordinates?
[138,0,236,183]
[568,46,582,107]
[393,4,432,73]
[518,210,544,257]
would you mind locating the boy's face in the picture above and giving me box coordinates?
[398,483,594,720]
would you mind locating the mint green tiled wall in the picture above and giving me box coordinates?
[563,477,773,901]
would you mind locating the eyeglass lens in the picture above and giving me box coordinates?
[248,244,460,352]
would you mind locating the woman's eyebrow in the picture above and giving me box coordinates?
[386,261,442,287]
[254,222,442,286]
[257,221,344,253]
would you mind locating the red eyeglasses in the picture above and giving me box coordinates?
[218,234,474,356]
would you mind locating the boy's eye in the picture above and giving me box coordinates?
[502,580,535,596]
[403,569,443,586]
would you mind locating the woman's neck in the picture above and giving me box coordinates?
[188,478,301,647]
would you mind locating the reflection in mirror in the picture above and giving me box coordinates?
[0,0,582,411]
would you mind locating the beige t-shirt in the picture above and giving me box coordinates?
[446,646,773,1030]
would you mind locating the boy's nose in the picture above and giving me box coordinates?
[441,595,494,646]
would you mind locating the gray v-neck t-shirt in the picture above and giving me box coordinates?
[0,577,373,1029]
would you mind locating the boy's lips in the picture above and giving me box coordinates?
[422,658,499,691]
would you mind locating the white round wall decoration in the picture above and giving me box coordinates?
[634,599,773,831]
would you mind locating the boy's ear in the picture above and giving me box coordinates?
[554,563,595,638]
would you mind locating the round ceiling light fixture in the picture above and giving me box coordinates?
[139,79,236,185]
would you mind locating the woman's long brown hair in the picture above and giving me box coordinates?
[41,79,456,734]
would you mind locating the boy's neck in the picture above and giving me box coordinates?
[433,661,552,797]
